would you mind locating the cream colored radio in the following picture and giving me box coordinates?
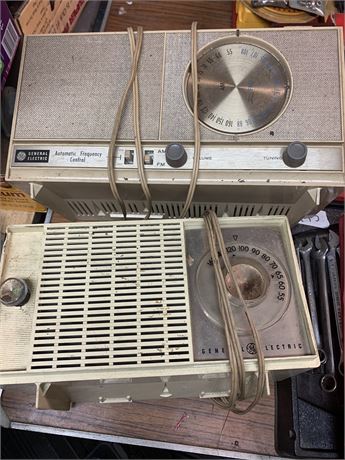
[0,217,318,409]
[6,27,344,223]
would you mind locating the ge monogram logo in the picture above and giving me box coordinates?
[246,343,257,355]
[16,151,27,161]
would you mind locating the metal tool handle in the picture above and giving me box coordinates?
[300,243,325,363]
[327,248,344,376]
[316,250,337,393]
[302,251,321,346]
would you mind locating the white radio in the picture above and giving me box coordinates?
[0,217,318,409]
[6,27,344,222]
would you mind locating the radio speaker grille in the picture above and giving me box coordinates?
[30,222,193,370]
[13,29,342,142]
[15,33,164,141]
[161,29,342,142]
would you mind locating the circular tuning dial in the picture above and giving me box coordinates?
[184,35,292,135]
[165,143,187,168]
[196,242,291,334]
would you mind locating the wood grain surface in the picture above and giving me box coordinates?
[105,1,235,31]
[2,384,276,455]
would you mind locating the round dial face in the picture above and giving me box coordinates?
[196,242,291,334]
[185,37,292,135]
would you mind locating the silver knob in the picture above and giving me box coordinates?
[0,278,30,306]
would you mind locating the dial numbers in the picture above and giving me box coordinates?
[185,39,292,135]
[196,242,291,334]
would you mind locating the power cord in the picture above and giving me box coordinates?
[180,21,201,218]
[107,26,144,219]
[107,23,200,220]
[203,210,266,413]
[128,28,152,219]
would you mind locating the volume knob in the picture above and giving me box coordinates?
[165,143,187,168]
[283,142,308,168]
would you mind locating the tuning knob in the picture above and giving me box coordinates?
[165,143,187,168]
[0,278,30,306]
[283,142,308,168]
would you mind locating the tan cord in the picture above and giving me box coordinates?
[107,26,144,219]
[210,211,266,413]
[180,21,201,218]
[128,28,152,219]
[203,210,266,414]
[109,21,198,220]
[204,215,242,408]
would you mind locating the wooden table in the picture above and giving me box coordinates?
[1,2,278,458]
[2,384,276,458]
[105,1,235,31]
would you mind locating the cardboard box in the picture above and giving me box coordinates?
[0,179,46,212]
[1,1,21,90]
[16,0,86,35]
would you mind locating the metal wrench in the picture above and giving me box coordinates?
[327,231,343,376]
[295,239,306,288]
[314,236,337,392]
[300,239,326,365]
[295,239,302,271]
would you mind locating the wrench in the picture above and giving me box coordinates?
[294,240,306,288]
[299,239,326,364]
[327,231,343,376]
[314,236,337,392]
[295,239,302,271]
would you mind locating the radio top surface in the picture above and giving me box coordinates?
[13,27,343,144]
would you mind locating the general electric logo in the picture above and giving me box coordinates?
[16,151,27,161]
[14,149,50,163]
[246,343,257,355]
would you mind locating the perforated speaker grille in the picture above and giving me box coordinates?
[14,29,342,143]
[15,33,164,141]
[161,29,342,142]
[30,222,193,370]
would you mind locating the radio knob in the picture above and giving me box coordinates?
[283,142,308,168]
[0,278,30,307]
[165,143,187,168]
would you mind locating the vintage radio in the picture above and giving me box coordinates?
[6,27,344,223]
[0,217,318,409]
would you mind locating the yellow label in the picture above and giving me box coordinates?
[0,182,46,212]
